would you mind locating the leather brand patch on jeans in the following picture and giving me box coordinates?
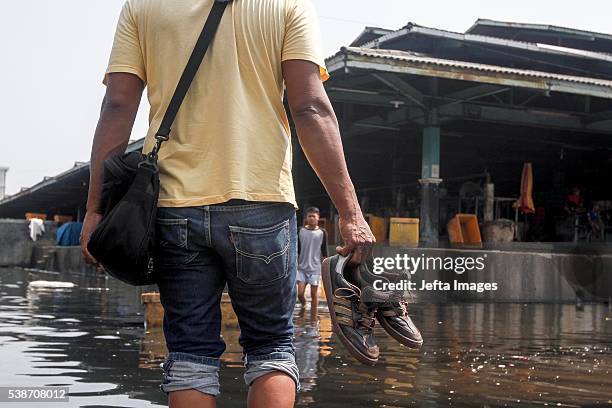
[154,200,299,396]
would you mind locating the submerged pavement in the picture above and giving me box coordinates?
[0,267,611,407]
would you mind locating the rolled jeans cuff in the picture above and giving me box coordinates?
[243,352,300,392]
[160,352,221,397]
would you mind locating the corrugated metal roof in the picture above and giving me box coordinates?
[467,19,612,47]
[328,47,612,91]
[349,27,395,47]
[359,23,612,64]
[0,138,145,209]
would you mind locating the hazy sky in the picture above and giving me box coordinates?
[1,0,611,195]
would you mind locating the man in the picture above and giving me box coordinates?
[297,207,328,316]
[79,0,374,407]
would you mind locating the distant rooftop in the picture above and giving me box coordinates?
[466,19,612,54]
[327,46,612,99]
[349,26,394,47]
[0,139,145,218]
[350,20,612,81]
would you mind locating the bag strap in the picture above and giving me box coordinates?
[150,0,231,157]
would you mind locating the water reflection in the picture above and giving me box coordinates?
[1,267,611,407]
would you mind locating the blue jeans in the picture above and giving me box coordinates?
[154,200,299,396]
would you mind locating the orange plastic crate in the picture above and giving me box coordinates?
[25,213,47,221]
[447,214,482,247]
[365,214,387,244]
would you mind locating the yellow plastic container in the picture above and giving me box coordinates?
[389,218,419,247]
[447,214,482,247]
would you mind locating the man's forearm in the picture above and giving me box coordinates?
[86,98,140,213]
[293,100,361,220]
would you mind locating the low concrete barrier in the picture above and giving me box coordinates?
[0,219,93,274]
[0,219,57,267]
[372,246,612,303]
[31,245,95,273]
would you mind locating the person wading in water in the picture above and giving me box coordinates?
[81,0,374,407]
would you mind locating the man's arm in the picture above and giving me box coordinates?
[87,73,144,213]
[80,72,144,263]
[282,60,374,264]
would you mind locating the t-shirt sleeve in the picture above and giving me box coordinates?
[282,0,329,82]
[103,1,146,85]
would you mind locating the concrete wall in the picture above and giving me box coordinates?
[0,219,58,267]
[4,223,610,302]
[31,245,95,274]
[373,246,612,303]
[53,246,94,273]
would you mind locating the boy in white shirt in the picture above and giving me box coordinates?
[297,207,328,315]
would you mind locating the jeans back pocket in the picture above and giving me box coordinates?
[229,219,290,285]
[155,217,194,266]
[157,218,188,249]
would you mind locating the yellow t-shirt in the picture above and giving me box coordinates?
[105,0,329,208]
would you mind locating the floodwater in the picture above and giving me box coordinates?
[1,267,611,407]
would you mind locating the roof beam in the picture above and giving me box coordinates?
[343,107,424,137]
[328,88,410,108]
[438,103,612,133]
[587,120,612,132]
[583,110,612,125]
[326,53,612,100]
[442,84,509,104]
[372,73,428,110]
[343,101,612,136]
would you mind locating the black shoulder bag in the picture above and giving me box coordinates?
[88,0,231,286]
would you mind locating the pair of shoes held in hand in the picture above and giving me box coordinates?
[321,253,423,366]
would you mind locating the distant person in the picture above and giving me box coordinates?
[80,0,374,407]
[297,207,328,316]
[588,204,605,241]
[565,186,585,214]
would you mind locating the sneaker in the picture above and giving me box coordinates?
[376,271,423,349]
[348,257,393,304]
[321,254,379,365]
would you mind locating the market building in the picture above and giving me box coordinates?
[294,19,612,248]
[2,20,612,297]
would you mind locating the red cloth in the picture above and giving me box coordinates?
[517,163,535,214]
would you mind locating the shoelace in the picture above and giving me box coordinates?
[334,284,376,332]
[395,300,408,318]
[334,280,361,301]
[356,303,376,332]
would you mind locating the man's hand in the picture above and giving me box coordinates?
[336,213,376,265]
[80,211,103,265]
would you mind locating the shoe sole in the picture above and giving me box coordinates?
[322,257,378,366]
[376,311,424,349]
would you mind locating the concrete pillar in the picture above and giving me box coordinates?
[0,167,8,200]
[419,126,442,247]
[421,127,440,181]
[484,183,495,222]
